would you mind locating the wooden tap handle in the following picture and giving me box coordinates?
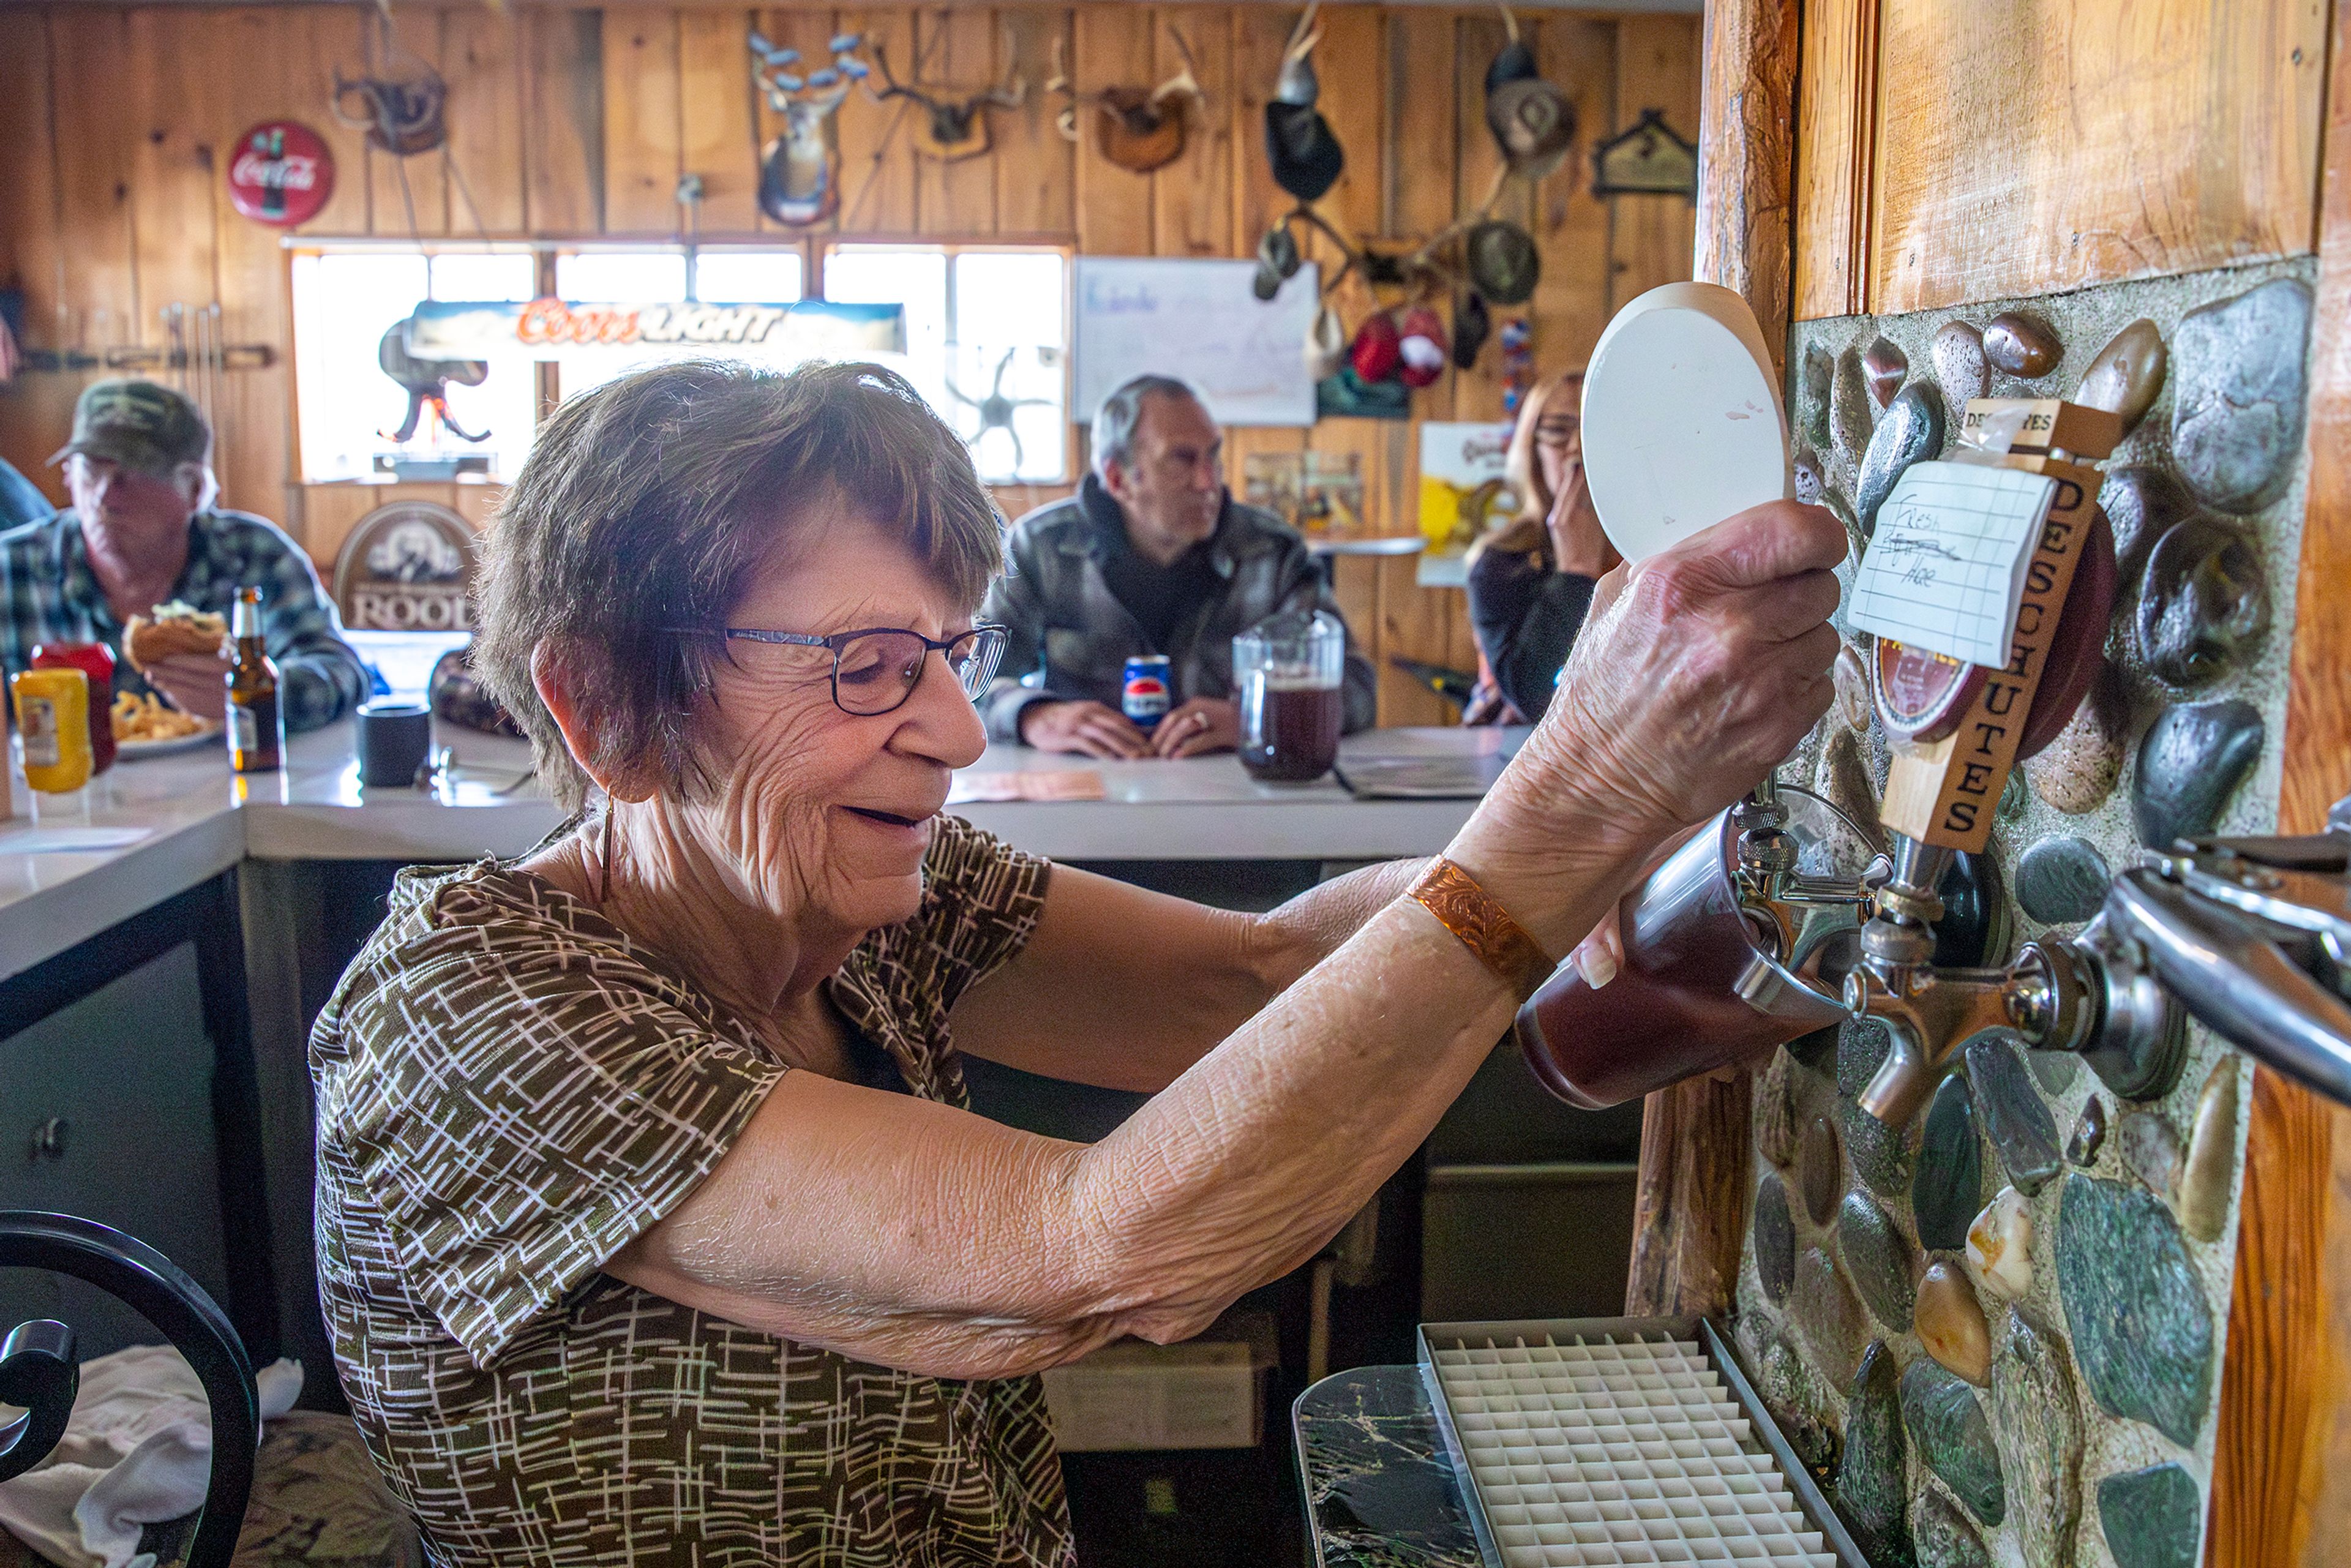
[1878,451,2106,851]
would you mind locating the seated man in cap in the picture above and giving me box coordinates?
[980,373,1376,759]
[0,380,367,730]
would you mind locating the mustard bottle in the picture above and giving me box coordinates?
[12,667,94,793]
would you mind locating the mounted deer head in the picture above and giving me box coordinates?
[750,30,871,225]
[866,30,1026,162]
[1046,29,1206,174]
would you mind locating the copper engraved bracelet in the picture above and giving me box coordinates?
[1406,858,1558,1002]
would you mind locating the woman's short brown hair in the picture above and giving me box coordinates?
[473,359,1005,811]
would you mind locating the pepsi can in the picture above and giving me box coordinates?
[1121,655,1173,728]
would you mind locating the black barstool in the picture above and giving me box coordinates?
[0,1212,258,1568]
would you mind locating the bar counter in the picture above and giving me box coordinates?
[1,721,1526,981]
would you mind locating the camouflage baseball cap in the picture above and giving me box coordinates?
[47,380,211,475]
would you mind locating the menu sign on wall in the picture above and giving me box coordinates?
[404,298,906,362]
[333,501,477,632]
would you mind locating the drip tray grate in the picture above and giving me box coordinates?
[1417,1317,1869,1568]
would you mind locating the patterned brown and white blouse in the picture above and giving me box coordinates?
[310,814,1072,1567]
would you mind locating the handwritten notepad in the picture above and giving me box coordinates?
[1847,461,2059,667]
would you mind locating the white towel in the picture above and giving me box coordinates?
[0,1344,302,1568]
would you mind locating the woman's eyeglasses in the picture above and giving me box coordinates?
[711,623,1009,716]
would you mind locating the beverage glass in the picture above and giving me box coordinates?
[1234,609,1344,782]
[1515,787,1878,1108]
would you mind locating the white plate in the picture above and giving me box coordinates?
[1581,281,1792,564]
[116,723,222,760]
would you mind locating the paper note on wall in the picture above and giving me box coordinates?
[1847,460,2059,667]
[1074,258,1321,428]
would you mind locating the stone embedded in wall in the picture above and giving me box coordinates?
[2026,663,2131,817]
[1856,381,1947,536]
[2057,1171,2214,1446]
[1840,1190,1918,1330]
[2180,1061,2241,1244]
[1839,1026,1919,1198]
[1835,640,1872,732]
[1932,851,2006,970]
[1967,1186,2034,1302]
[2136,516,2270,690]
[1916,1261,1992,1386]
[1832,343,1877,462]
[1864,336,1908,408]
[1756,1169,1798,1305]
[2098,1463,2203,1568]
[1900,1360,2007,1528]
[2132,698,2264,848]
[1983,311,2061,378]
[2069,1095,2109,1165]
[1967,1035,2064,1194]
[1990,1310,2085,1568]
[1763,1338,1839,1471]
[1914,1075,1984,1253]
[1817,727,1886,851]
[2099,463,2200,579]
[1913,1485,1993,1568]
[1759,1046,1801,1167]
[2074,318,2169,435]
[1804,342,1834,448]
[2030,1048,2083,1094]
[2172,277,2313,514]
[2017,835,2113,925]
[1802,1114,1845,1226]
[1930,321,1990,413]
[1795,447,1826,506]
[2120,1110,2184,1199]
[1837,1341,1910,1566]
[1794,1245,1869,1387]
[1998,771,2028,822]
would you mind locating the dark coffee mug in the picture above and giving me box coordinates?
[356,700,433,788]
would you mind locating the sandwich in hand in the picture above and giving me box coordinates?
[122,600,228,672]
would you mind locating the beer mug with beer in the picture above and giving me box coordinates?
[1234,609,1345,782]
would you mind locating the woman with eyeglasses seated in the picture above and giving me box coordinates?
[309,359,1844,1566]
[1463,369,1619,722]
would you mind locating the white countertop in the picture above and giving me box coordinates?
[0,722,1524,981]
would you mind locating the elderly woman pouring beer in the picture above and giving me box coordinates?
[309,359,1844,1566]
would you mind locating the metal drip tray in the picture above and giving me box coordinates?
[1417,1317,1869,1568]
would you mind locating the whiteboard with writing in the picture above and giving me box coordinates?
[1074,258,1321,428]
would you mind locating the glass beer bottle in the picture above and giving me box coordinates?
[227,587,284,773]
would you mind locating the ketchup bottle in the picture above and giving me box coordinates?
[31,640,117,774]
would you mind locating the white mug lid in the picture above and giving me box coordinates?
[1579,282,1793,564]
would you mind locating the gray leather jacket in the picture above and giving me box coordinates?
[978,478,1379,742]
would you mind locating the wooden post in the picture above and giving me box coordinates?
[1624,0,1799,1319]
[2205,1,2351,1558]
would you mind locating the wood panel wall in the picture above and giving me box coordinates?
[1791,0,2327,321]
[0,1,1701,727]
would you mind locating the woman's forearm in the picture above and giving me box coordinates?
[1062,836,1640,1348]
[1242,856,1431,994]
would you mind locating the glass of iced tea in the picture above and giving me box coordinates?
[1234,609,1346,782]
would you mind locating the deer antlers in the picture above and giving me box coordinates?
[1048,28,1204,149]
[866,26,1026,161]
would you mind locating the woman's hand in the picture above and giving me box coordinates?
[1543,459,1617,579]
[1451,499,1847,954]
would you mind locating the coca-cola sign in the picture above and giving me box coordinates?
[227,121,335,227]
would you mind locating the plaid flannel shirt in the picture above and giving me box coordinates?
[0,507,368,732]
